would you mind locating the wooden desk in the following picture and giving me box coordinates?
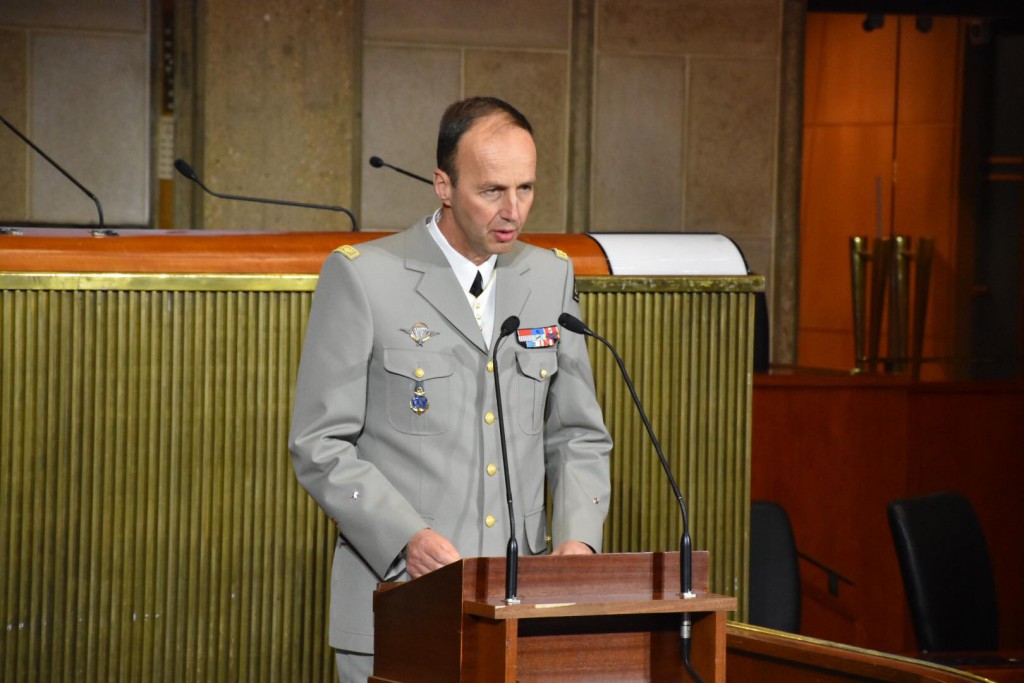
[917,651,1024,682]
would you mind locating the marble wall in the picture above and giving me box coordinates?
[0,0,150,226]
[1,0,792,352]
[593,0,781,283]
[188,0,359,232]
[358,0,785,280]
[360,1,573,232]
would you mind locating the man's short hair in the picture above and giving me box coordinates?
[436,97,533,186]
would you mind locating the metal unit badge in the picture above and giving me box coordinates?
[410,381,429,414]
[516,326,560,348]
[401,322,440,346]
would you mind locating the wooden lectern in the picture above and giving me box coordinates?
[371,551,736,682]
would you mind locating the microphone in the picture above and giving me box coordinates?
[1,113,114,237]
[492,314,521,604]
[558,312,702,681]
[368,155,432,185]
[173,158,359,231]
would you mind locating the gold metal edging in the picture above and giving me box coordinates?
[2,272,767,294]
[0,271,319,292]
[578,275,766,293]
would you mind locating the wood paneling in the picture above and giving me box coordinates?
[800,14,964,376]
[751,372,1024,654]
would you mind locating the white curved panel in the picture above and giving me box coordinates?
[588,233,749,275]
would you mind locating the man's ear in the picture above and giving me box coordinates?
[433,169,452,205]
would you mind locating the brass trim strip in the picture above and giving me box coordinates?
[579,275,765,293]
[1,271,766,293]
[0,272,319,291]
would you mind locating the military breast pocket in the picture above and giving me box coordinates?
[513,349,558,434]
[383,348,455,435]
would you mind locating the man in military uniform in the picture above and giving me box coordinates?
[288,97,611,683]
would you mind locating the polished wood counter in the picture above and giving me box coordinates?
[727,623,996,682]
[0,228,612,275]
[751,370,1024,654]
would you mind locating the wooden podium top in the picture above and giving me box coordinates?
[377,551,736,621]
[372,552,734,682]
[0,228,612,275]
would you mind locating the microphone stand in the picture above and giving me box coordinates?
[1,113,114,237]
[368,155,432,185]
[173,158,359,231]
[492,315,521,604]
[558,313,702,682]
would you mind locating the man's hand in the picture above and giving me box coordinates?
[406,528,462,578]
[552,540,595,556]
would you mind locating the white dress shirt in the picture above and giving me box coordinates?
[427,210,497,345]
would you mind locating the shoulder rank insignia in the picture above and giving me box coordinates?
[552,247,569,260]
[401,322,440,346]
[335,244,360,260]
[517,325,559,348]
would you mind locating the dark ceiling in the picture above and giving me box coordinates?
[808,1,1024,18]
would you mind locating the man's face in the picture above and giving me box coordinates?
[433,114,537,265]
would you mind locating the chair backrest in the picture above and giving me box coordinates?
[749,501,801,633]
[887,492,999,652]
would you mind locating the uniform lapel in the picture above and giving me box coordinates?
[404,223,490,354]
[492,243,531,349]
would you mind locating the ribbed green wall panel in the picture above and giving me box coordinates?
[0,273,761,682]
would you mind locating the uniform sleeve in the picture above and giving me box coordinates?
[288,253,426,578]
[544,258,612,551]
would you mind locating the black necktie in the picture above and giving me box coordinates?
[469,270,484,297]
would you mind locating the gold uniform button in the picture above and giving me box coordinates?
[484,411,495,424]
[485,515,496,528]
[414,368,425,379]
[540,369,548,379]
[486,360,494,373]
[486,463,497,476]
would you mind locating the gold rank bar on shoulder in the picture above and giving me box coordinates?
[335,244,361,260]
[552,248,569,260]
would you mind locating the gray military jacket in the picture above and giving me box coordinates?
[288,219,611,652]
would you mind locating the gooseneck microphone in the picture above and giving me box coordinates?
[173,158,359,231]
[492,314,522,604]
[368,155,432,185]
[558,312,702,682]
[1,113,114,236]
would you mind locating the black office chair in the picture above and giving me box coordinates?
[748,501,801,633]
[887,492,999,653]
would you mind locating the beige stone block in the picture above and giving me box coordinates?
[684,58,777,243]
[201,0,356,231]
[1,0,146,32]
[361,46,461,230]
[598,0,779,58]
[31,32,149,225]
[464,49,569,233]
[197,0,358,232]
[591,54,684,232]
[0,29,28,222]
[732,234,770,278]
[365,0,570,50]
